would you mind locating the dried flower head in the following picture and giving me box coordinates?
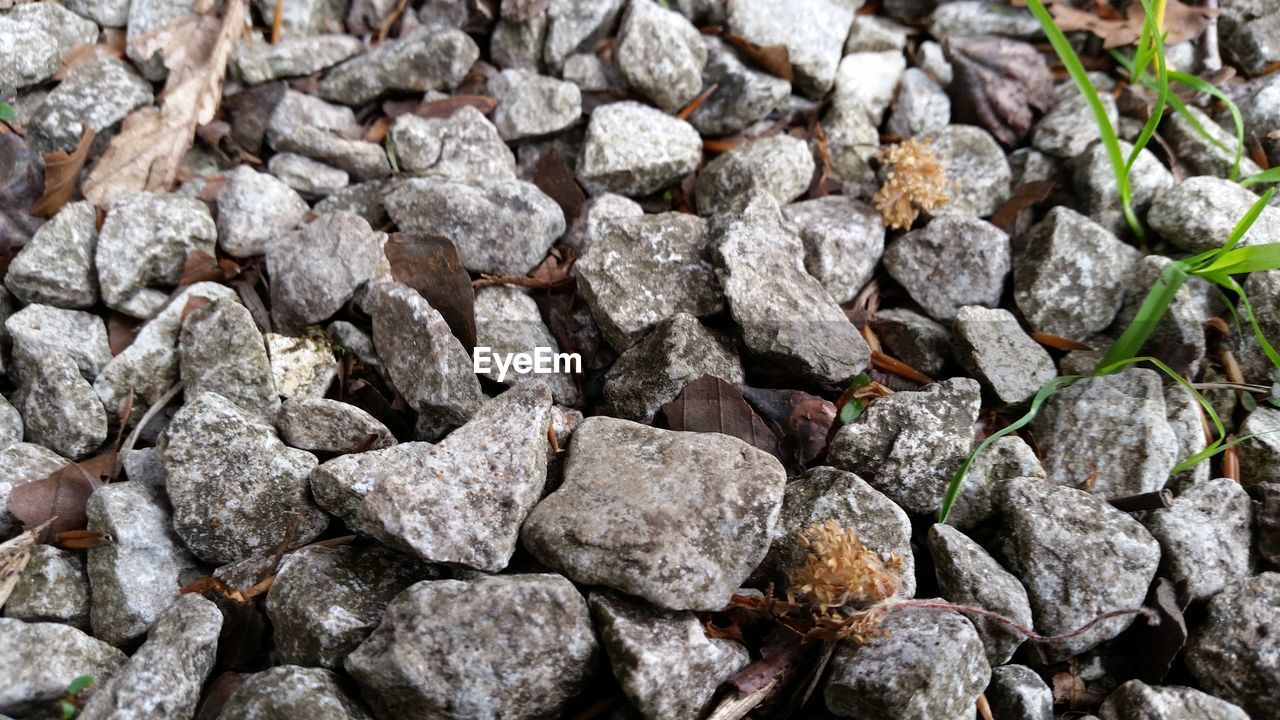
[787,519,903,610]
[873,139,949,230]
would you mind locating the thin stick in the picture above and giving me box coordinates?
[120,383,183,454]
[270,0,284,43]
[887,599,1158,643]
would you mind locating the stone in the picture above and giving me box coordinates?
[1073,139,1173,235]
[487,69,582,141]
[1242,75,1280,165]
[1164,385,1211,490]
[919,39,953,85]
[77,595,222,720]
[235,34,365,85]
[922,125,1012,218]
[562,52,618,91]
[220,666,374,720]
[0,619,126,717]
[575,211,723,350]
[576,101,702,197]
[869,308,952,376]
[327,321,386,383]
[1099,680,1251,720]
[121,448,166,488]
[216,166,310,258]
[945,435,1044,530]
[615,0,707,112]
[277,399,396,454]
[828,378,981,515]
[0,396,21,451]
[266,545,427,668]
[3,546,90,629]
[345,574,599,719]
[0,444,73,539]
[689,36,790,137]
[179,299,279,418]
[725,0,855,98]
[929,523,1033,665]
[1014,206,1141,340]
[522,417,786,610]
[97,192,217,319]
[1235,269,1280,383]
[710,192,869,383]
[366,282,483,432]
[952,305,1057,404]
[1033,93,1119,159]
[929,0,1043,38]
[1148,176,1280,253]
[13,353,108,459]
[473,286,579,404]
[383,179,563,276]
[604,314,742,422]
[159,392,328,564]
[27,59,154,158]
[268,212,387,332]
[1239,406,1280,485]
[1165,104,1263,180]
[490,12,546,71]
[1186,573,1280,720]
[266,333,338,400]
[268,153,351,196]
[695,135,815,216]
[1231,11,1280,74]
[1115,255,1210,378]
[0,5,96,89]
[85,482,199,647]
[823,604,990,720]
[319,27,479,105]
[1142,478,1253,602]
[759,466,916,596]
[883,217,1011,322]
[387,107,517,181]
[832,51,907,125]
[564,193,644,253]
[5,304,111,381]
[65,0,130,26]
[4,201,98,309]
[820,104,880,185]
[987,665,1053,720]
[784,196,884,304]
[543,0,628,73]
[355,383,550,570]
[845,15,909,53]
[310,442,434,534]
[590,592,750,720]
[995,476,1161,659]
[266,92,391,180]
[887,68,951,138]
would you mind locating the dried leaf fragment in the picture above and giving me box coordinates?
[31,127,95,217]
[0,521,51,610]
[661,374,782,461]
[385,234,477,350]
[945,35,1054,147]
[873,139,949,230]
[1050,0,1215,49]
[721,34,792,81]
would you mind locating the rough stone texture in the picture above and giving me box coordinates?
[318,26,479,105]
[829,378,980,515]
[1165,105,1263,180]
[310,442,434,535]
[97,192,217,319]
[3,546,90,629]
[575,211,723,350]
[832,50,906,125]
[216,166,310,258]
[277,398,396,453]
[1142,478,1253,602]
[252,0,348,36]
[269,153,351,196]
[179,299,279,418]
[77,595,222,720]
[725,0,855,98]
[1234,270,1280,384]
[366,282,483,432]
[0,19,61,90]
[922,125,1012,218]
[64,0,131,26]
[1033,368,1179,499]
[711,193,869,383]
[929,523,1033,665]
[221,666,374,720]
[883,217,1010,322]
[345,574,599,720]
[0,395,20,451]
[126,0,199,80]
[5,304,111,384]
[26,59,154,158]
[1186,572,1280,720]
[945,435,1044,530]
[14,352,108,459]
[615,0,707,112]
[1033,93,1119,159]
[690,36,791,136]
[266,545,427,668]
[85,482,200,648]
[487,69,582,141]
[383,179,563,276]
[820,101,881,185]
[159,392,328,564]
[590,592,750,720]
[1237,10,1280,75]
[235,34,364,84]
[604,314,742,422]
[995,476,1162,660]
[928,0,1042,38]
[887,68,951,138]
[387,107,517,182]
[473,286,579,404]
[266,333,338,400]
[576,101,703,197]
[823,605,990,720]
[1115,255,1211,378]
[1074,139,1173,235]
[695,135,815,216]
[1239,406,1280,485]
[759,466,915,597]
[0,443,72,538]
[1164,384,1211,490]
[490,12,546,71]
[1148,176,1280,253]
[987,665,1053,720]
[845,15,909,53]
[4,201,99,309]
[543,0,628,73]
[1099,680,1251,720]
[357,383,551,570]
[268,212,386,333]
[869,308,952,376]
[952,305,1057,404]
[1014,206,1141,340]
[784,196,884,304]
[0,619,127,717]
[522,417,786,610]
[266,92,390,180]
[1242,74,1280,165]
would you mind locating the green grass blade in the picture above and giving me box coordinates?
[1225,276,1280,371]
[1126,2,1168,179]
[1168,69,1245,181]
[0,101,15,123]
[1166,94,1232,155]
[1198,187,1276,263]
[1195,244,1280,281]
[1241,167,1280,188]
[1096,260,1190,371]
[1095,354,1226,439]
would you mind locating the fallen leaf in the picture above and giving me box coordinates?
[194,672,244,720]
[727,626,806,695]
[737,385,837,465]
[31,126,95,217]
[660,374,783,461]
[945,35,1054,147]
[1050,0,1215,49]
[1257,483,1280,566]
[55,42,125,81]
[722,34,792,81]
[8,463,104,534]
[676,82,719,121]
[53,529,113,550]
[1031,330,1093,351]
[870,350,935,385]
[178,248,239,287]
[82,0,247,207]
[530,150,586,224]
[106,312,143,356]
[385,233,477,350]
[0,134,45,251]
[989,179,1055,233]
[0,520,51,610]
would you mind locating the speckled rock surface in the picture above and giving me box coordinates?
[615,0,707,112]
[987,665,1053,720]
[0,619,127,716]
[1185,573,1280,720]
[387,106,517,181]
[725,0,855,98]
[318,26,478,105]
[883,217,1011,322]
[215,166,310,258]
[695,135,816,216]
[220,666,374,720]
[473,286,579,404]
[576,101,702,197]
[921,125,1012,218]
[487,69,582,141]
[276,398,396,453]
[1098,680,1251,720]
[1238,406,1280,485]
[952,305,1057,404]
[3,546,90,629]
[1148,176,1280,253]
[1142,478,1253,602]
[310,441,434,534]
[266,333,338,400]
[604,314,742,422]
[4,202,99,309]
[268,212,387,333]
[929,523,1033,665]
[179,298,279,418]
[13,351,107,458]
[784,196,885,304]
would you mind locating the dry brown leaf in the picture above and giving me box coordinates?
[989,179,1055,232]
[1050,0,1216,49]
[385,234,477,349]
[721,34,792,81]
[661,374,783,461]
[55,42,125,81]
[31,126,95,218]
[82,0,247,207]
[9,464,102,534]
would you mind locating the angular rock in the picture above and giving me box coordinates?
[522,417,786,610]
[945,435,1044,530]
[1233,11,1280,73]
[216,166,310,258]
[1143,478,1253,602]
[576,101,702,197]
[235,34,364,85]
[310,441,435,534]
[5,304,111,381]
[952,305,1057,404]
[473,286,579,404]
[220,666,374,720]
[1115,255,1210,378]
[277,398,395,453]
[487,69,582,141]
[887,67,951,138]
[543,0,627,73]
[254,0,347,36]
[0,443,72,538]
[987,665,1053,720]
[1073,139,1173,235]
[929,523,1033,665]
[266,333,338,400]
[1239,406,1280,485]
[883,217,1010,322]
[929,0,1042,39]
[1033,93,1119,159]
[490,12,546,70]
[14,352,108,459]
[1148,176,1280,253]
[268,153,351,196]
[725,0,855,98]
[179,299,279,418]
[1165,104,1263,180]
[387,107,517,181]
[695,135,815,216]
[319,26,479,105]
[0,395,21,451]
[1185,572,1280,720]
[870,308,952,376]
[3,546,90,629]
[1164,384,1211,490]
[689,36,790,137]
[4,201,99,309]
[126,0,199,79]
[266,92,391,180]
[845,15,909,53]
[922,124,1012,218]
[832,50,907,125]
[604,314,742,422]
[0,619,126,717]
[615,0,707,112]
[1099,680,1250,720]
[26,59,154,158]
[562,51,618,91]
[784,196,884,304]
[0,20,61,90]
[64,0,130,26]
[268,212,387,332]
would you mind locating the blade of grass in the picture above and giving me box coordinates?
[1241,167,1280,188]
[1125,0,1168,180]
[1096,260,1190,371]
[1224,276,1280,370]
[1167,69,1245,181]
[1095,354,1227,440]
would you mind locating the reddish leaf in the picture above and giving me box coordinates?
[721,34,792,81]
[179,249,233,286]
[530,149,586,224]
[660,375,782,460]
[31,127,95,217]
[53,529,114,550]
[8,461,108,534]
[945,35,1054,147]
[384,233,477,350]
[727,626,806,695]
[738,385,837,465]
[990,179,1055,233]
[1135,577,1190,682]
[106,312,142,356]
[195,672,244,720]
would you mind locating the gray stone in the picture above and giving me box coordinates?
[823,604,990,720]
[14,352,108,459]
[887,68,951,138]
[784,196,884,304]
[121,448,166,488]
[725,0,855,98]
[543,0,627,73]
[1033,93,1119,159]
[1099,680,1250,720]
[1014,206,1141,340]
[126,0,198,80]
[345,574,599,720]
[695,135,815,216]
[216,166,310,258]
[269,212,387,332]
[5,304,111,381]
[929,523,1033,665]
[711,192,869,383]
[1239,406,1280,485]
[2,546,90,629]
[1144,478,1253,602]
[919,39,953,85]
[820,103,880,185]
[383,179,563,276]
[615,0,707,112]
[388,107,517,181]
[1164,385,1211,490]
[27,59,154,158]
[1186,572,1280,720]
[845,15,909,53]
[945,435,1044,530]
[883,217,1010,322]
[1114,255,1210,378]
[575,211,723,350]
[604,314,742,422]
[235,34,364,84]
[1242,75,1280,165]
[832,50,906,125]
[491,12,546,71]
[265,93,391,180]
[277,398,395,453]
[522,417,786,610]
[564,193,643,253]
[266,545,427,668]
[357,383,552,570]
[268,153,350,196]
[267,88,360,139]
[0,444,72,539]
[97,192,217,319]
[220,666,374,720]
[922,125,1012,218]
[929,0,1043,39]
[488,69,582,141]
[366,282,483,432]
[0,619,126,717]
[327,321,386,382]
[869,308,952,377]
[0,396,21,452]
[1232,11,1280,74]
[576,101,702,197]
[319,27,479,105]
[4,200,98,309]
[590,592,750,720]
[828,378,981,515]
[1148,176,1280,253]
[85,482,199,647]
[310,442,434,534]
[0,4,97,89]
[1165,104,1263,180]
[995,476,1161,660]
[562,52,618,91]
[265,333,337,400]
[987,665,1053,720]
[65,0,130,26]
[1234,269,1280,383]
[179,299,279,418]
[953,305,1057,404]
[1074,139,1173,235]
[159,392,328,564]
[689,36,790,137]
[473,286,578,405]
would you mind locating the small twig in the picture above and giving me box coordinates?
[376,0,411,41]
[675,82,718,121]
[888,599,1158,643]
[472,274,574,290]
[977,693,995,720]
[120,383,183,454]
[1199,0,1221,72]
[1191,381,1273,393]
[1108,488,1174,512]
[870,351,934,386]
[270,0,284,43]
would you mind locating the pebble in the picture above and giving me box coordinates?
[821,103,880,185]
[235,34,365,85]
[725,0,855,98]
[1148,176,1280,253]
[0,619,127,716]
[1143,478,1253,602]
[923,125,1013,218]
[1099,680,1251,720]
[4,201,99,309]
[310,441,434,534]
[845,15,909,53]
[387,106,517,181]
[832,51,907,125]
[13,352,108,459]
[1185,572,1280,720]
[490,12,546,71]
[26,59,154,158]
[220,666,375,720]
[0,4,97,89]
[1033,93,1119,159]
[487,69,582,141]
[318,26,479,105]
[276,398,396,453]
[179,298,279,418]
[1165,105,1263,180]
[1073,140,1173,235]
[1232,11,1280,74]
[268,152,351,196]
[945,435,1045,530]
[615,0,707,112]
[883,216,1011,322]
[64,0,130,27]
[869,308,952,376]
[215,166,310,258]
[690,37,791,137]
[1242,75,1280,165]
[784,196,884,304]
[887,68,952,138]
[5,304,111,382]
[929,523,1033,665]
[266,92,391,180]
[252,0,347,36]
[1238,406,1280,484]
[126,0,199,80]
[695,135,816,216]
[952,305,1057,404]
[473,286,579,405]
[604,313,742,422]
[265,333,338,400]
[929,0,1042,39]
[576,101,702,197]
[3,545,90,629]
[268,212,387,333]
[543,0,627,73]
[987,665,1053,720]
[0,395,21,450]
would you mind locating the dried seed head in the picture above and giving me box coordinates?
[787,519,903,611]
[873,139,949,230]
